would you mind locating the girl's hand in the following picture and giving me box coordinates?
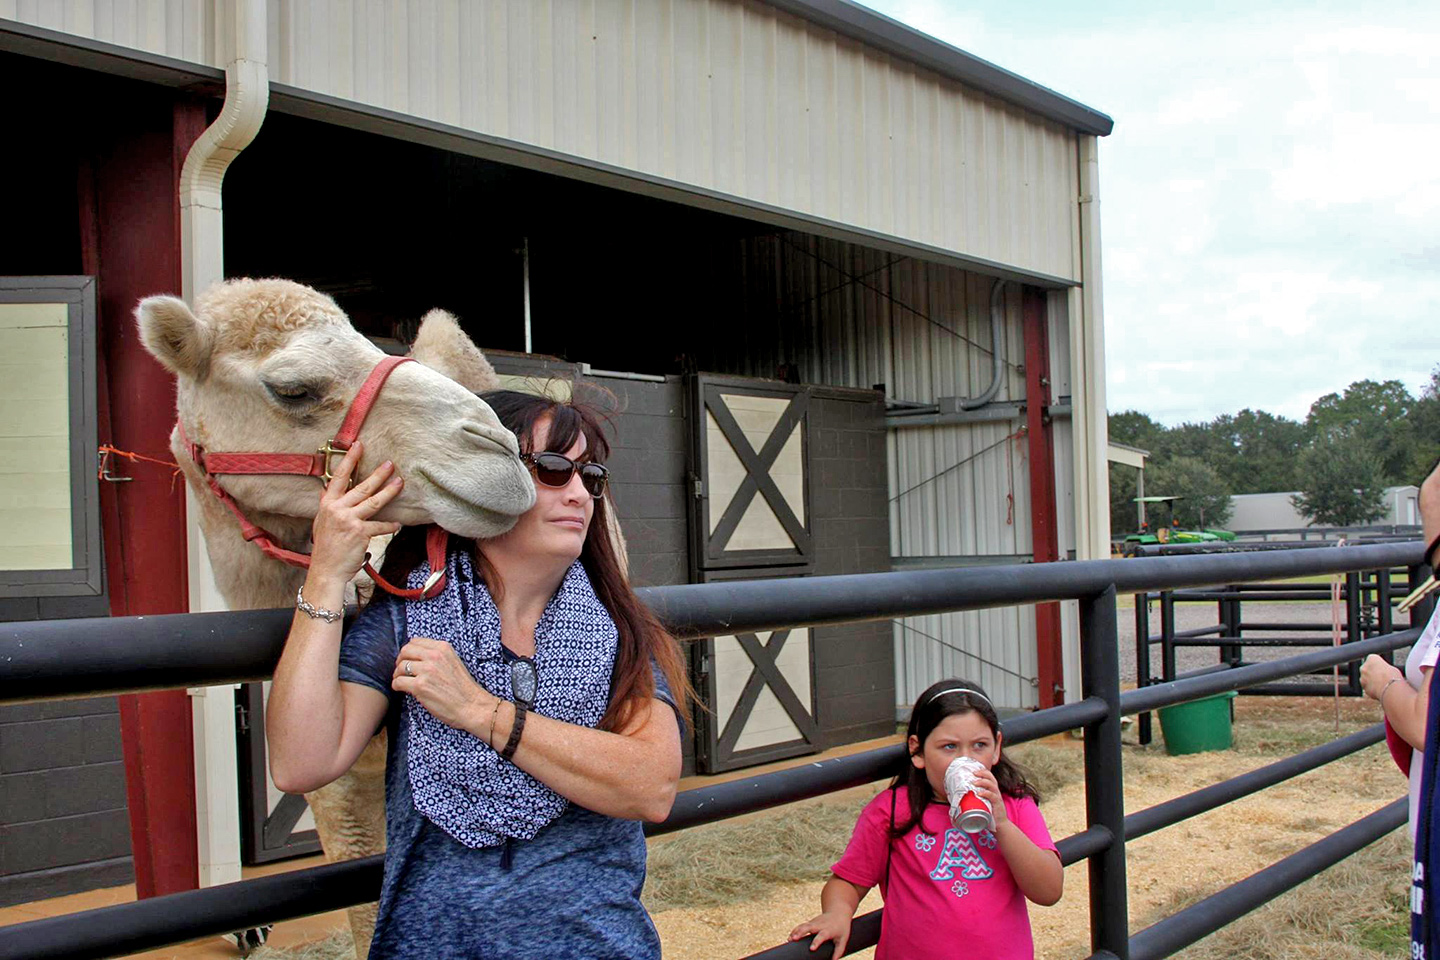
[1360,655,1404,701]
[309,441,404,583]
[392,637,496,734]
[972,766,1009,827]
[788,911,852,956]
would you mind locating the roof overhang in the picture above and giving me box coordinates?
[767,0,1113,136]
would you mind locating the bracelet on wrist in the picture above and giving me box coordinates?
[1379,676,1403,710]
[295,586,343,623]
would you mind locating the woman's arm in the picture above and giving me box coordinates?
[393,635,681,821]
[266,443,402,795]
[1362,654,1433,751]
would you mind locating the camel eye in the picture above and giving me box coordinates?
[265,382,319,405]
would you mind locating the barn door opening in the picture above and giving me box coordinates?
[688,376,818,772]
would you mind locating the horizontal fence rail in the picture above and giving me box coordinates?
[0,542,1423,704]
[0,540,1427,960]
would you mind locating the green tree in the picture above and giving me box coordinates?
[1209,408,1309,493]
[1406,366,1440,482]
[1146,456,1234,529]
[1108,411,1165,536]
[1306,379,1416,485]
[1291,430,1388,526]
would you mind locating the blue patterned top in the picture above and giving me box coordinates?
[338,571,679,959]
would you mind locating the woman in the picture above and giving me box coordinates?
[267,390,690,959]
[1360,457,1440,839]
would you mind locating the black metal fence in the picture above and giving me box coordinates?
[0,541,1432,960]
[1131,553,1425,745]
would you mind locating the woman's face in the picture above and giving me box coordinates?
[490,414,596,563]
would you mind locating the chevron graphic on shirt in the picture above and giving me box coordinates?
[929,828,994,881]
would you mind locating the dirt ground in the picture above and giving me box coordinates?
[649,695,1406,959]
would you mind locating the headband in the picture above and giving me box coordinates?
[927,686,993,710]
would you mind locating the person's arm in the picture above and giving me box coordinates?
[787,876,868,956]
[973,770,1064,906]
[267,442,402,795]
[1362,654,1434,751]
[392,635,681,821]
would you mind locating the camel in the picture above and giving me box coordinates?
[136,278,539,957]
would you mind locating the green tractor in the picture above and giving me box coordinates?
[1121,496,1236,555]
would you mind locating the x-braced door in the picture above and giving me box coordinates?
[237,683,321,863]
[688,377,818,772]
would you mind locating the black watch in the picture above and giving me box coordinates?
[500,701,527,761]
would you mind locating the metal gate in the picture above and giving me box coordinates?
[687,376,818,772]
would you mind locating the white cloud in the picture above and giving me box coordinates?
[863,0,1440,424]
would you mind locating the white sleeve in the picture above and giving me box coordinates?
[1419,604,1440,671]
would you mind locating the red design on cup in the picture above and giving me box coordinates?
[955,788,994,834]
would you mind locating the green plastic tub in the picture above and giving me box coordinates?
[1157,690,1237,755]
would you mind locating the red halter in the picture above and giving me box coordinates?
[177,355,449,600]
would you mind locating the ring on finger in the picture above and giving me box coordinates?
[403,660,413,677]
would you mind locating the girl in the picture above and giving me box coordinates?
[789,680,1062,959]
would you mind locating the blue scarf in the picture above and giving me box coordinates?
[1414,646,1440,958]
[402,549,618,848]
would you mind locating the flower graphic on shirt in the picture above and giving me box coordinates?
[951,880,969,898]
[977,830,998,849]
[915,833,937,853]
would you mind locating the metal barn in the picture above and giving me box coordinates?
[0,0,1112,907]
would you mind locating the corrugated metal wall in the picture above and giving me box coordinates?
[0,0,214,63]
[694,232,1058,710]
[4,0,1081,283]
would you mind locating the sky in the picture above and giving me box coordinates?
[861,0,1440,426]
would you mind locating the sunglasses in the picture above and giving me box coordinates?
[520,452,609,499]
[509,657,538,708]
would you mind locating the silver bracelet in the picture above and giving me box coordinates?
[1379,676,1402,710]
[296,586,343,623]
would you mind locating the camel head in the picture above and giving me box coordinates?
[136,278,535,541]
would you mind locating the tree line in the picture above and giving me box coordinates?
[1108,371,1440,535]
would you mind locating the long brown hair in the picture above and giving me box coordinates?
[889,678,1040,838]
[377,387,693,734]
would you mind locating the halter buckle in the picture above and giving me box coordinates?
[317,440,355,488]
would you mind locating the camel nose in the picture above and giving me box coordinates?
[461,420,519,456]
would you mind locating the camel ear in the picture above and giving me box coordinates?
[136,295,213,380]
[409,309,499,394]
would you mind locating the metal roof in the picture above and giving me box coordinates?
[768,0,1114,136]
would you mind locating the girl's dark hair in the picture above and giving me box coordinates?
[378,387,693,733]
[888,678,1040,838]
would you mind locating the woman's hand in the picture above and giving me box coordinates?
[392,637,497,736]
[1360,654,1404,702]
[972,766,1009,827]
[309,441,404,584]
[788,911,853,956]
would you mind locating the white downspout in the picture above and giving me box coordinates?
[1069,134,1110,562]
[180,0,269,890]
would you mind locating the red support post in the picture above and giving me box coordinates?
[85,93,209,898]
[1023,287,1065,708]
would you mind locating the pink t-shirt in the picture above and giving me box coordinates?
[832,787,1058,960]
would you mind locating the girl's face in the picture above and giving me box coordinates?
[909,710,1001,801]
[488,414,595,563]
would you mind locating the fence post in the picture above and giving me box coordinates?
[1135,593,1152,746]
[1345,571,1363,692]
[1160,590,1177,682]
[1377,567,1392,652]
[1082,584,1130,959]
